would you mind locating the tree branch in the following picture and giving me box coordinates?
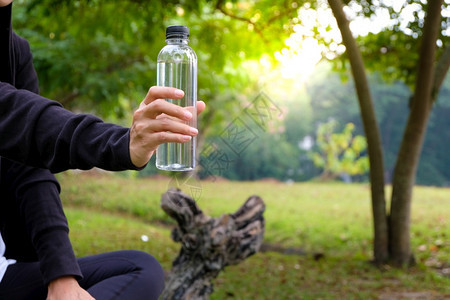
[59,90,80,107]
[214,0,267,43]
[214,0,298,45]
[266,3,299,25]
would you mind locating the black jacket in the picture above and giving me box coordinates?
[0,3,141,285]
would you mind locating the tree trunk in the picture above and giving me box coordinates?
[432,45,450,102]
[160,188,265,299]
[328,0,389,264]
[389,0,444,266]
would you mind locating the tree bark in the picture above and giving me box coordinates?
[390,0,444,266]
[328,0,389,264]
[432,45,450,102]
[160,188,265,299]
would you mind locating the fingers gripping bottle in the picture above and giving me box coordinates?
[156,25,197,171]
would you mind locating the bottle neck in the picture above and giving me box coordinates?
[166,36,189,45]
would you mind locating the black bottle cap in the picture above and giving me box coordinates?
[166,25,189,38]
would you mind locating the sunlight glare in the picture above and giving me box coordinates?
[274,7,340,81]
[275,36,322,80]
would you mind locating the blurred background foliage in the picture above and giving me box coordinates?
[11,0,450,185]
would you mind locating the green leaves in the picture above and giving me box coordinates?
[311,120,369,179]
[333,0,449,89]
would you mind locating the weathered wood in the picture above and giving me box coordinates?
[160,188,265,300]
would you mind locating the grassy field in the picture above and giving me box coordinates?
[57,171,449,299]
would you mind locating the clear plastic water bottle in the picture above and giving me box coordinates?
[156,25,197,171]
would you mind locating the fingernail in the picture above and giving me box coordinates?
[190,128,198,135]
[183,135,192,142]
[175,89,184,97]
[184,111,193,119]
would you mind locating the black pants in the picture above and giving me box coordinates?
[0,250,165,300]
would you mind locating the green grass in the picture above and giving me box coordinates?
[57,171,450,299]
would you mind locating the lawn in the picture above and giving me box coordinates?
[57,171,450,299]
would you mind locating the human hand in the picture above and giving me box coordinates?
[129,86,206,168]
[47,276,95,300]
[0,0,13,7]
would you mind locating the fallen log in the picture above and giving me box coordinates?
[160,188,265,300]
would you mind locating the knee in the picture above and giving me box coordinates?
[130,250,163,273]
[126,250,165,295]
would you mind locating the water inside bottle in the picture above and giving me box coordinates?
[156,60,197,171]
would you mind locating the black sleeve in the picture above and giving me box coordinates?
[0,35,142,172]
[0,81,140,173]
[0,158,83,285]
